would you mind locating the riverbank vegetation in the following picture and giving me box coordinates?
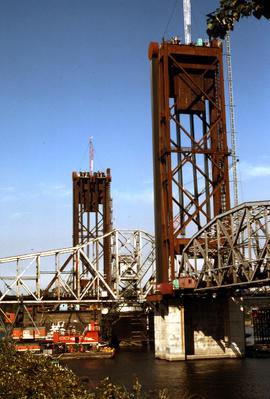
[0,341,91,398]
[0,341,171,399]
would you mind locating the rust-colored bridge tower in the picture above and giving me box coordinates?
[149,39,231,284]
[72,169,112,284]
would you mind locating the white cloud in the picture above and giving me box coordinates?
[142,178,153,185]
[0,194,17,203]
[38,183,71,198]
[10,211,30,220]
[112,188,153,204]
[0,184,71,203]
[6,183,72,200]
[0,186,17,202]
[0,186,16,192]
[239,162,270,179]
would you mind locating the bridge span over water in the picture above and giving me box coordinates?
[0,229,155,306]
[1,201,270,307]
[1,202,270,360]
[180,201,270,292]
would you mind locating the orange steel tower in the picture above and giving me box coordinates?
[72,169,112,285]
[149,39,230,284]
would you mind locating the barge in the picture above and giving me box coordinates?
[11,322,115,359]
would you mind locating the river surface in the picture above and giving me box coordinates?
[61,348,270,399]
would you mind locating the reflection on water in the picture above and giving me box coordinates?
[61,348,270,399]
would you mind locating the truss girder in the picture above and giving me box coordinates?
[0,230,155,304]
[149,40,230,284]
[179,201,270,291]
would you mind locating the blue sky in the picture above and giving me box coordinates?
[0,0,269,257]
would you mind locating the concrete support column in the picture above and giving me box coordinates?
[154,295,245,361]
[186,296,245,359]
[225,296,245,357]
[154,299,185,360]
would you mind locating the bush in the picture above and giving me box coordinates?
[0,341,170,399]
[0,341,93,399]
[95,377,169,399]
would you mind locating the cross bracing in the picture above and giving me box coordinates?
[179,201,270,291]
[1,202,270,303]
[0,229,155,304]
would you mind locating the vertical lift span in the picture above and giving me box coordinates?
[149,39,231,284]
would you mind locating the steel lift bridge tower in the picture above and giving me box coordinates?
[148,28,270,359]
[149,38,230,284]
[0,168,155,307]
[72,168,155,303]
[0,137,155,311]
[72,168,112,288]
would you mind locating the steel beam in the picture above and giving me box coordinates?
[72,169,112,287]
[0,230,156,305]
[179,201,270,291]
[149,39,230,283]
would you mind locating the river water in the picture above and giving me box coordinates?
[61,348,270,399]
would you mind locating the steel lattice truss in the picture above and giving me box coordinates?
[0,230,155,304]
[179,201,270,291]
[110,230,156,301]
[149,40,230,283]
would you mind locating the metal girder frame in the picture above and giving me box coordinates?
[111,230,156,302]
[72,169,112,286]
[149,40,230,284]
[0,230,155,304]
[0,240,116,304]
[179,201,270,291]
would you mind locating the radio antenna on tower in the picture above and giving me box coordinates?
[89,137,94,176]
[225,33,239,207]
[183,0,191,44]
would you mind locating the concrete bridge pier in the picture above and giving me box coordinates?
[154,295,245,361]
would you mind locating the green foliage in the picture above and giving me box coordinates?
[0,341,93,399]
[0,342,170,399]
[95,377,169,399]
[206,0,270,38]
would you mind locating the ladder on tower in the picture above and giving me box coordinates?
[225,33,239,207]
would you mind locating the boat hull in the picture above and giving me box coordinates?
[52,349,115,360]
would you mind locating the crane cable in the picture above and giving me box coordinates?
[163,0,179,38]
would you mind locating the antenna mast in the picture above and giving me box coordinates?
[183,0,191,44]
[89,137,94,176]
[225,33,239,207]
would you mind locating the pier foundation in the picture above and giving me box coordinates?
[154,296,245,361]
